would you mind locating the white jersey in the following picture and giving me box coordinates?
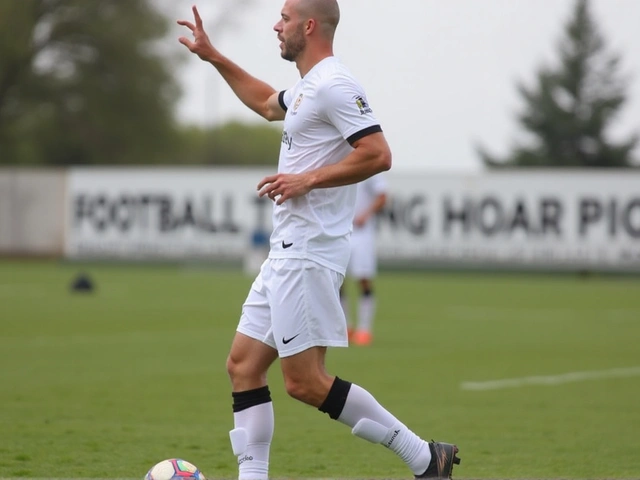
[353,174,388,237]
[347,174,388,278]
[268,56,382,274]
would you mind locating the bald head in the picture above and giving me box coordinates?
[295,0,340,40]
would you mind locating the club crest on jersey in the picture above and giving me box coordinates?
[291,93,304,115]
[354,95,373,115]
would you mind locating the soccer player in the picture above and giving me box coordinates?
[178,1,460,479]
[340,174,388,346]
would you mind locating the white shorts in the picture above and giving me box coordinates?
[347,229,377,279]
[237,258,348,357]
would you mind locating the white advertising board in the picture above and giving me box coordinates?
[66,168,273,260]
[66,168,640,271]
[380,171,640,270]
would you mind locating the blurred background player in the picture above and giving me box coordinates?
[340,173,388,346]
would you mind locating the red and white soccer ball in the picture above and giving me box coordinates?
[144,458,207,480]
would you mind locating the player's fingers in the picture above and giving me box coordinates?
[258,184,273,198]
[178,37,194,49]
[264,184,280,200]
[193,6,203,28]
[268,183,285,200]
[257,175,278,191]
[177,20,195,31]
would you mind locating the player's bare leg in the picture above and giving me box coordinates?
[280,346,455,477]
[339,285,354,341]
[227,333,279,480]
[353,278,374,345]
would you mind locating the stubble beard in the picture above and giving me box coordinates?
[281,25,306,62]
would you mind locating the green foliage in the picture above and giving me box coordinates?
[0,1,282,166]
[480,0,639,168]
[178,121,282,165]
[2,260,640,478]
[0,0,181,165]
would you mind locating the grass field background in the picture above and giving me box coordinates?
[1,259,639,479]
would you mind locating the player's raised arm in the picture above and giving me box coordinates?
[177,6,285,122]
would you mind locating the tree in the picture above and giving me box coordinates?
[178,122,282,166]
[0,0,181,165]
[479,0,638,168]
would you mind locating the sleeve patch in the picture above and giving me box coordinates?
[354,95,373,115]
[278,90,288,112]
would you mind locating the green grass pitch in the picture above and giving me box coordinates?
[1,260,639,479]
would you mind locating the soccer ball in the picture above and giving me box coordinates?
[144,458,207,480]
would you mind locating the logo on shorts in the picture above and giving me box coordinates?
[282,334,300,345]
[282,241,293,249]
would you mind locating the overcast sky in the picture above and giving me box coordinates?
[161,0,640,172]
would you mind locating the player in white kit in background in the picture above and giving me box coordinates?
[178,1,460,479]
[341,174,388,346]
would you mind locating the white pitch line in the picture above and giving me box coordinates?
[461,366,640,391]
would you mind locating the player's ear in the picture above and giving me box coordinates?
[305,18,316,35]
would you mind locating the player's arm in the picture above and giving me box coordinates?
[178,6,285,122]
[353,185,387,227]
[301,78,392,187]
[257,131,392,204]
[370,192,388,213]
[305,132,392,188]
[363,191,388,219]
[206,57,285,121]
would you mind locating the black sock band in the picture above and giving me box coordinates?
[318,376,352,420]
[232,386,272,413]
[362,288,373,297]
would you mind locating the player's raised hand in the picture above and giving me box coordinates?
[177,6,217,61]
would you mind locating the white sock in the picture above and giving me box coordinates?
[337,383,431,475]
[358,295,376,332]
[233,402,274,480]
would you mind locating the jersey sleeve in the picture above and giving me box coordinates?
[278,81,301,112]
[316,77,382,146]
